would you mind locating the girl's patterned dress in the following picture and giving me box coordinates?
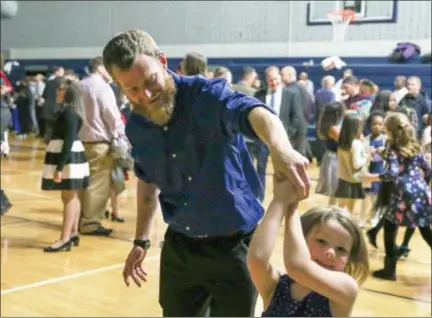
[262,274,332,317]
[380,150,432,228]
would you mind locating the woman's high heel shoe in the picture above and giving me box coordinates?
[70,235,80,247]
[43,240,72,253]
[105,210,125,223]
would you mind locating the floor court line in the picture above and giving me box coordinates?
[1,255,160,296]
[6,189,52,199]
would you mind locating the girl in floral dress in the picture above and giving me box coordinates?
[363,112,432,281]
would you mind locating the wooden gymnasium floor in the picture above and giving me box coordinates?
[1,137,431,317]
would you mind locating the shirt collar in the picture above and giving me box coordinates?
[267,85,283,94]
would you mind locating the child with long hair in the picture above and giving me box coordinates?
[363,113,431,280]
[247,176,369,317]
[315,101,345,205]
[334,114,367,216]
[41,78,89,252]
[360,112,386,227]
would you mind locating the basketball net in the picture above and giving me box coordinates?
[322,10,355,69]
[327,9,355,43]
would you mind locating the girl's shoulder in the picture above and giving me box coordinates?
[351,138,363,148]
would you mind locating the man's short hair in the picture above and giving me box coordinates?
[241,66,256,79]
[103,29,160,77]
[88,56,104,74]
[265,65,280,75]
[342,76,359,85]
[183,52,208,76]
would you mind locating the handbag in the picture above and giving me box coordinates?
[110,137,134,170]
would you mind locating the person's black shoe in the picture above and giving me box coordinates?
[81,225,113,236]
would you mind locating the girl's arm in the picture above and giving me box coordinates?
[328,125,340,141]
[282,202,359,313]
[247,199,285,307]
[418,154,431,183]
[56,110,80,172]
[364,151,400,182]
[247,176,298,307]
[351,139,367,169]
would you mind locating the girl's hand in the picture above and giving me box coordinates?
[272,174,299,206]
[53,171,62,183]
[362,173,379,183]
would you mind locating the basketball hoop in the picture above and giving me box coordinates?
[327,9,355,43]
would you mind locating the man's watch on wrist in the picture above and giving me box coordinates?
[133,238,151,250]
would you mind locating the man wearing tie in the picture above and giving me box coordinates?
[249,66,303,201]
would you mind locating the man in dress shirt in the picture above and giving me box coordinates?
[79,57,126,236]
[102,29,310,317]
[393,75,408,106]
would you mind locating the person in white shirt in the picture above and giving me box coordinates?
[392,76,408,106]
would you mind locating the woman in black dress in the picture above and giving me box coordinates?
[41,78,89,252]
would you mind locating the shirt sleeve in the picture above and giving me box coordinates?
[379,151,400,182]
[207,78,276,140]
[97,86,126,140]
[133,158,153,183]
[56,109,80,172]
[351,139,367,169]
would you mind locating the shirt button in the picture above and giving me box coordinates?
[163,126,168,131]
[172,154,176,158]
[188,176,192,181]
[186,226,190,231]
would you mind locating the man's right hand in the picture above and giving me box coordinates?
[123,246,148,287]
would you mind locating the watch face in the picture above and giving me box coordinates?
[135,239,151,249]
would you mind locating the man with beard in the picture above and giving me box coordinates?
[102,29,310,317]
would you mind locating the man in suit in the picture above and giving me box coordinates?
[280,66,310,158]
[231,66,258,97]
[248,66,304,201]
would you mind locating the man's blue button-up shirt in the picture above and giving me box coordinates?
[126,71,275,237]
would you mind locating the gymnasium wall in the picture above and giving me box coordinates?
[1,1,431,59]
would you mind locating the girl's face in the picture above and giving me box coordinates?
[388,94,397,110]
[306,219,353,272]
[371,116,384,136]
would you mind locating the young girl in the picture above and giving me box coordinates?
[361,112,386,227]
[363,112,432,281]
[334,114,367,216]
[41,79,89,252]
[316,102,345,205]
[247,177,369,317]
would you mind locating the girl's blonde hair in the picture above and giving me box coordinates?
[384,112,420,158]
[300,206,369,285]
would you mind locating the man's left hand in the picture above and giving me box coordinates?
[269,147,310,200]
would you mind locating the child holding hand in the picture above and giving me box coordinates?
[247,175,369,317]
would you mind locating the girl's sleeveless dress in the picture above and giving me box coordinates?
[262,274,332,317]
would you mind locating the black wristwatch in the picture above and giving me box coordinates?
[133,239,151,250]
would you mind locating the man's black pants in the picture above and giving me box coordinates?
[159,227,257,317]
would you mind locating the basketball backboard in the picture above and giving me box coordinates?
[307,0,398,25]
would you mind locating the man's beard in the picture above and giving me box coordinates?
[131,75,177,126]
